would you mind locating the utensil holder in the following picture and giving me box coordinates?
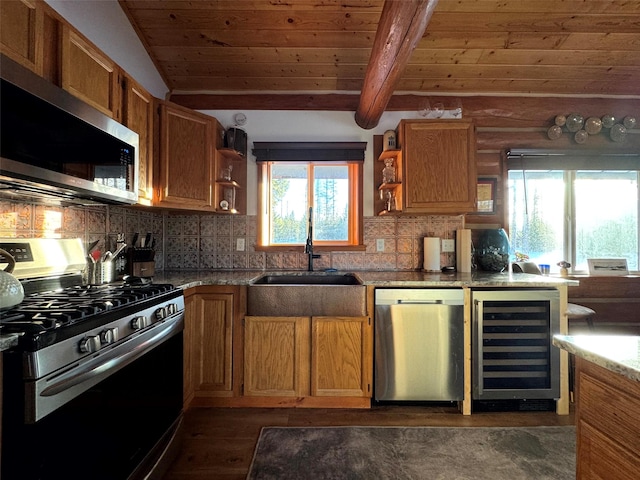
[87,260,116,285]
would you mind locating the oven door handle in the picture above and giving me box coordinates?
[39,316,182,398]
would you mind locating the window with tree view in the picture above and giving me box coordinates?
[262,162,360,246]
[508,169,639,273]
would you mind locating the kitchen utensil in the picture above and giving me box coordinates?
[131,233,139,248]
[0,248,25,309]
[144,233,152,248]
[87,240,100,255]
[111,242,127,260]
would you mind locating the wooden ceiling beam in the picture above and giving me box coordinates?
[355,0,439,129]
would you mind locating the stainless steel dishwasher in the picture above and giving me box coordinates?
[374,289,464,402]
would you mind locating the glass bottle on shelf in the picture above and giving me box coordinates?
[385,190,396,212]
[223,186,236,211]
[382,158,396,184]
[220,164,233,181]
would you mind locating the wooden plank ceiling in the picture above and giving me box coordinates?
[119,0,640,111]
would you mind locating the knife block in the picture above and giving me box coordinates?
[127,247,156,278]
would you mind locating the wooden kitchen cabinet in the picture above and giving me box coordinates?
[183,291,196,405]
[60,25,122,120]
[183,286,245,407]
[155,104,247,213]
[243,315,372,403]
[1,0,58,82]
[122,74,154,205]
[243,316,311,397]
[311,316,371,397]
[397,119,477,214]
[2,1,122,119]
[155,101,217,210]
[575,357,640,479]
[1,0,42,74]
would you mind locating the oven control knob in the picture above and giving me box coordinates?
[100,327,119,345]
[79,335,101,353]
[155,306,169,320]
[131,316,148,330]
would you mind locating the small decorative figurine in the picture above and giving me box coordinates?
[383,130,396,151]
[382,158,396,184]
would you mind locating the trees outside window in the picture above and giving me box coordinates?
[508,170,638,273]
[260,162,360,247]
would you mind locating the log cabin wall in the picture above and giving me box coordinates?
[440,95,640,229]
[566,275,640,336]
[453,96,640,336]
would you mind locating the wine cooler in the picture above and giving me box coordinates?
[472,288,560,401]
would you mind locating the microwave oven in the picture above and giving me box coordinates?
[0,54,139,205]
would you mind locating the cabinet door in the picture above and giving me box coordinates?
[183,292,196,405]
[311,316,372,397]
[0,0,42,73]
[122,74,154,205]
[156,102,214,210]
[401,120,476,213]
[60,25,121,120]
[243,316,310,397]
[191,292,234,394]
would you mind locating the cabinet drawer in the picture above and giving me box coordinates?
[577,367,640,455]
[578,420,640,480]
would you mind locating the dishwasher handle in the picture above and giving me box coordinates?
[397,299,444,305]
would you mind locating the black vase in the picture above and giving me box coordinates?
[476,229,510,272]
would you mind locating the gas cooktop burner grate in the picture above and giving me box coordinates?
[0,283,176,335]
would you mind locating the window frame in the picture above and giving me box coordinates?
[506,150,640,273]
[257,160,364,251]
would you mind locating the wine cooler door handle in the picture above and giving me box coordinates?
[475,299,484,397]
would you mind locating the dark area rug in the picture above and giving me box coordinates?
[247,426,575,480]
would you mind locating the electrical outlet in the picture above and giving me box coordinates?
[236,237,245,251]
[376,239,385,252]
[441,239,455,252]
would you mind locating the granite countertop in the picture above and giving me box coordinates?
[554,335,640,382]
[152,269,579,290]
[0,271,576,353]
[0,333,20,351]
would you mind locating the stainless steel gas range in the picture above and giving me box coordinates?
[0,238,185,480]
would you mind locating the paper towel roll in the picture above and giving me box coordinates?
[456,229,472,273]
[423,237,441,272]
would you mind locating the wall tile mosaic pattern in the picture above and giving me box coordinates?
[0,201,165,271]
[1,199,464,272]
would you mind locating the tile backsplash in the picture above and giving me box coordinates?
[0,199,464,271]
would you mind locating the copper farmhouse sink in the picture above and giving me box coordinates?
[247,273,366,316]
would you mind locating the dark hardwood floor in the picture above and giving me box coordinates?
[162,404,575,479]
